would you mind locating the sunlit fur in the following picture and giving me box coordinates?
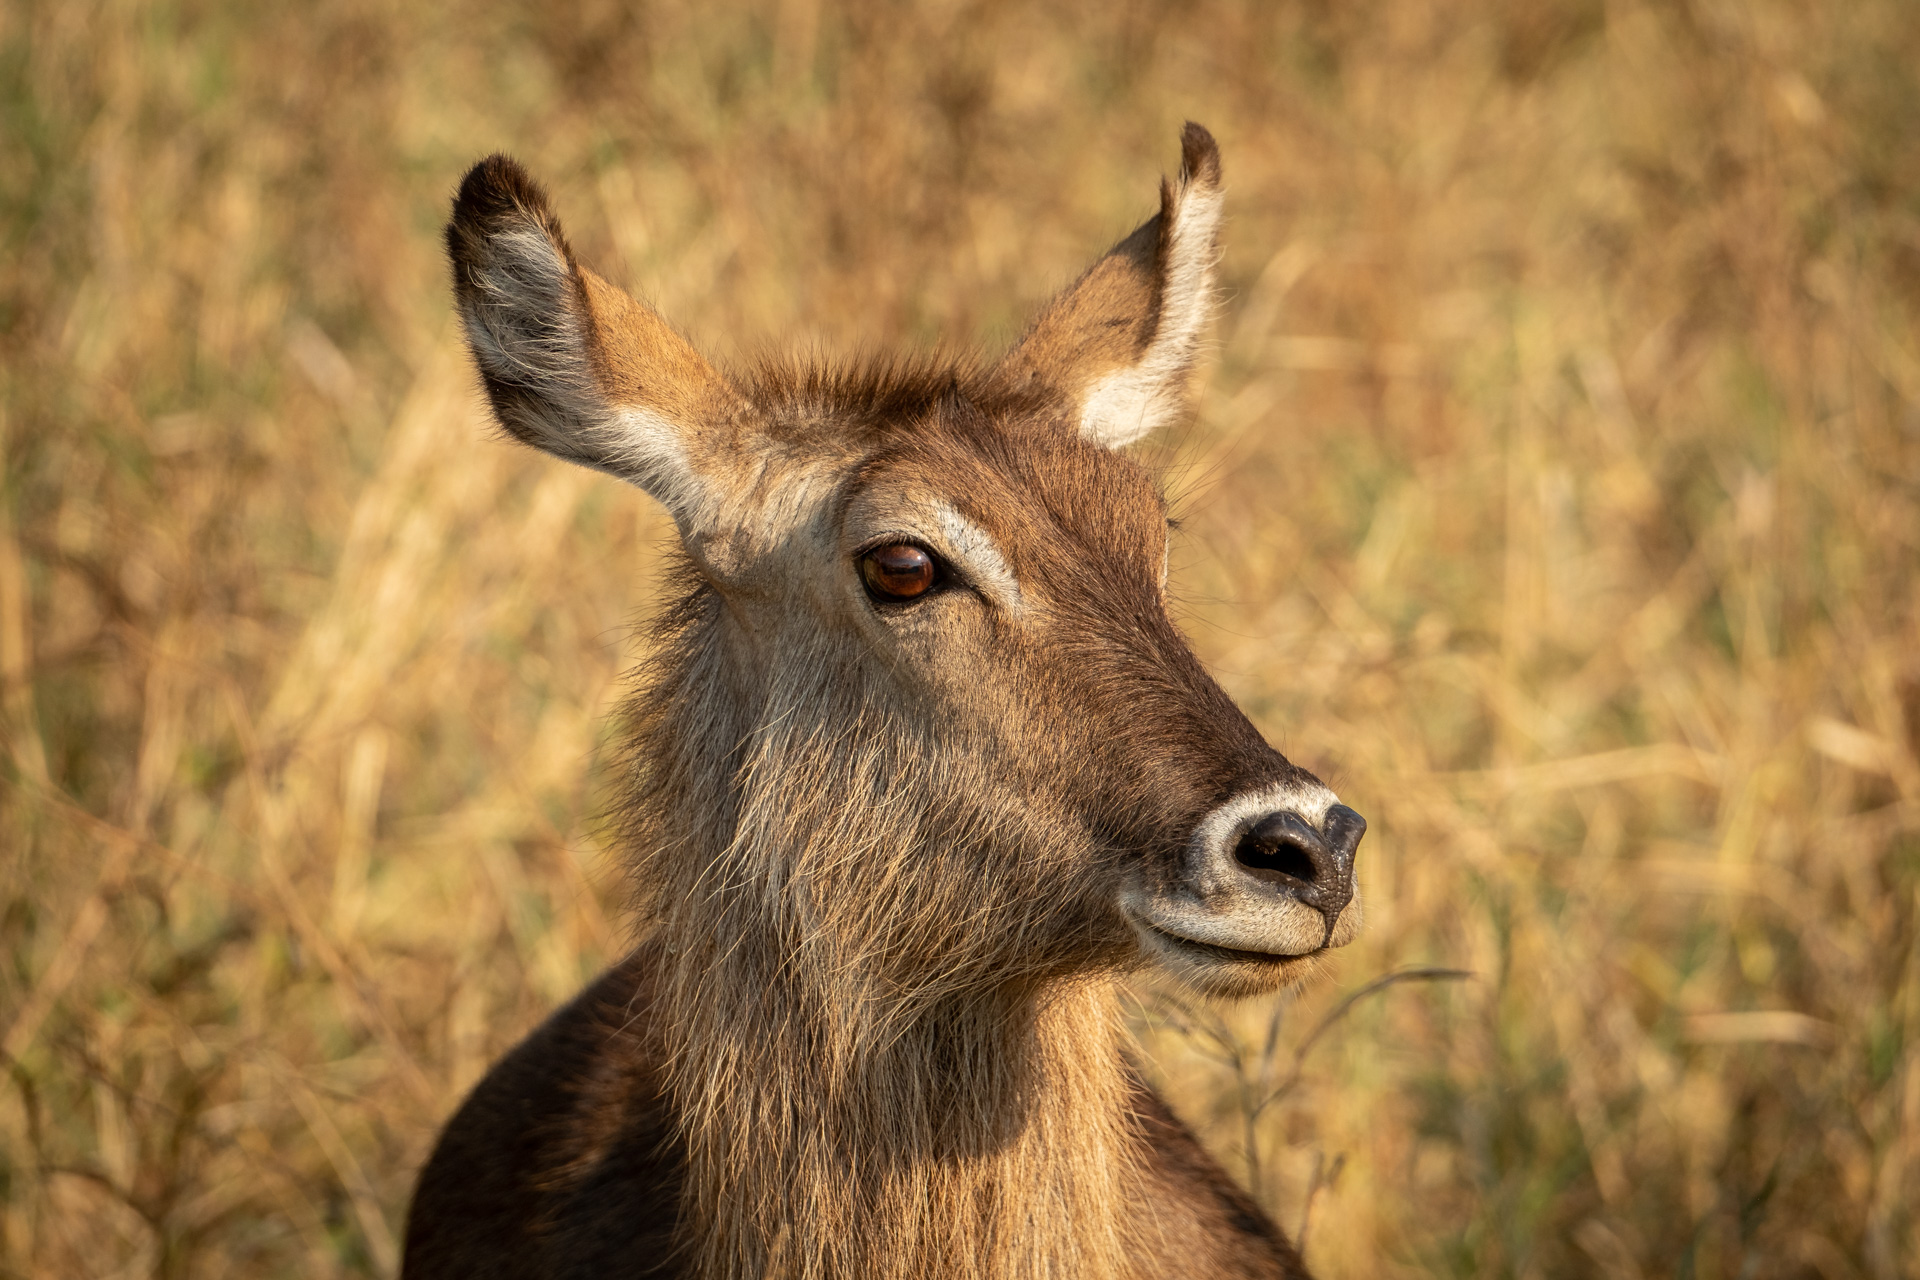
[606,381,1315,1279]
[408,126,1341,1280]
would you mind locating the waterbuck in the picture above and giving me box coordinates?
[405,123,1366,1280]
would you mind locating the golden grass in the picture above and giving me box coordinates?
[3,1,1918,1276]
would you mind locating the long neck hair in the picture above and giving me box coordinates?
[615,560,1148,1280]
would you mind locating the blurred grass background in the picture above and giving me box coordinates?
[3,1,1918,1276]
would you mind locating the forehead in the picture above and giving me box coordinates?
[848,399,1169,559]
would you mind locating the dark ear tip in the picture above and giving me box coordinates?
[452,154,549,229]
[447,154,575,284]
[1178,122,1222,188]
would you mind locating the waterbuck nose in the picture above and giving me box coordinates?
[1231,804,1365,929]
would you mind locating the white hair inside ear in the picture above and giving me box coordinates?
[986,123,1225,452]
[1079,177,1222,450]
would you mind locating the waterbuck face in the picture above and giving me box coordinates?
[446,125,1364,1000]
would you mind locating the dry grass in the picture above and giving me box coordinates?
[4,1,1918,1276]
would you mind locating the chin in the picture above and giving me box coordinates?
[1128,915,1345,999]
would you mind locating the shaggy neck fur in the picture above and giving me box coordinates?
[620,572,1150,1280]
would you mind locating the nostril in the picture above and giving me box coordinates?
[1233,813,1323,885]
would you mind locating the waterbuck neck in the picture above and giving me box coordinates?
[662,957,1144,1280]
[610,576,1150,1279]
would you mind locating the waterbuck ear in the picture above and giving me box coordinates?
[446,155,747,529]
[991,123,1223,449]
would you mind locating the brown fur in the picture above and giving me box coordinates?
[406,125,1359,1280]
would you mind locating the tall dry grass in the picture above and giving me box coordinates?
[3,1,1917,1276]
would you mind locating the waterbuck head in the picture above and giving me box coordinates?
[447,124,1364,1009]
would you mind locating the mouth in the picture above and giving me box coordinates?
[1133,916,1311,966]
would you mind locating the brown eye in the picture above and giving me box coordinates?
[860,543,939,603]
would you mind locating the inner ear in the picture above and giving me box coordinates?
[446,154,754,537]
[990,124,1224,449]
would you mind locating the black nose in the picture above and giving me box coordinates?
[1231,804,1365,928]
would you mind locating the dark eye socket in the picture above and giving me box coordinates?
[859,543,940,604]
